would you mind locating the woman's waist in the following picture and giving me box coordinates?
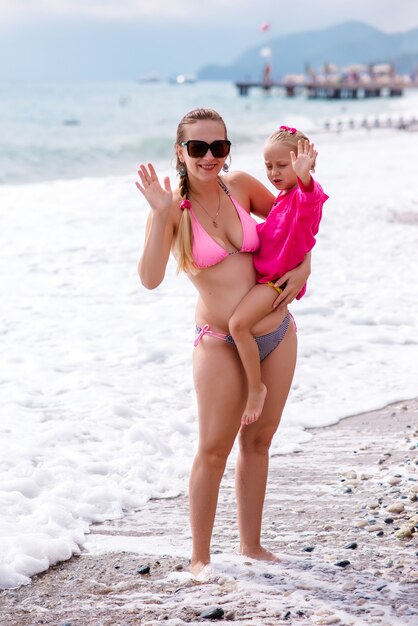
[195,300,288,336]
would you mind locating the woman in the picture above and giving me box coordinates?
[137,108,310,576]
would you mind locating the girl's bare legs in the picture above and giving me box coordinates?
[190,339,245,575]
[229,284,277,425]
[236,318,297,560]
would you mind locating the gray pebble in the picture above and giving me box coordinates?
[137,564,150,575]
[335,560,351,567]
[344,542,358,550]
[201,606,224,619]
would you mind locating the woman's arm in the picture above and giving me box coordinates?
[138,211,174,288]
[136,164,176,289]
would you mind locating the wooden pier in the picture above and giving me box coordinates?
[235,79,417,99]
[235,81,295,96]
[305,81,405,99]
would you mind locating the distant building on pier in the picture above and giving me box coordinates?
[235,62,417,99]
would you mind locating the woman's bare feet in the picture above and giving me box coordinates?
[190,560,210,577]
[240,546,280,562]
[241,383,267,426]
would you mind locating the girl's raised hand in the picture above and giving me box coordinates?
[135,163,173,215]
[290,140,318,179]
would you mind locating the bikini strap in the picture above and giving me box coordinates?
[194,324,228,347]
[217,177,231,196]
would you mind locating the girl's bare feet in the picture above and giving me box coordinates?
[240,545,280,562]
[241,383,267,426]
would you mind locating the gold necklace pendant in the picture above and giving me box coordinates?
[191,186,221,228]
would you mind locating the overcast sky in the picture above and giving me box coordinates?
[2,0,418,80]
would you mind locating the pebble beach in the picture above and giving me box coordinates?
[1,398,417,625]
[1,80,418,620]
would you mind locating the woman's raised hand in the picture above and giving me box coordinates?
[135,163,173,215]
[290,140,318,179]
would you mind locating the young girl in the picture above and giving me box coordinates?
[229,125,329,425]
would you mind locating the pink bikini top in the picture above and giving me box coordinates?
[189,189,260,270]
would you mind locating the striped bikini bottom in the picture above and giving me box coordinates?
[194,311,292,362]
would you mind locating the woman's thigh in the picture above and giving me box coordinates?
[193,339,245,453]
[240,318,297,446]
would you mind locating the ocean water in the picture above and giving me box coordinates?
[1,80,418,589]
[2,79,417,185]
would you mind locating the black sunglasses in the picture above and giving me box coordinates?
[180,139,231,158]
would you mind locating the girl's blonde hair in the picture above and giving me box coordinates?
[266,126,316,171]
[267,126,308,148]
[175,108,228,274]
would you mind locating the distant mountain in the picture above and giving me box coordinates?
[198,21,418,81]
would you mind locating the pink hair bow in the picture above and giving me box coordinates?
[180,198,191,210]
[280,125,297,134]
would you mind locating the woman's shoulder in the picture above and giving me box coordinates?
[223,170,260,189]
[222,170,270,200]
[222,171,275,218]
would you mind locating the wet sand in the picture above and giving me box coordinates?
[1,399,417,625]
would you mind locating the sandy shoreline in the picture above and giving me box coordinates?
[1,399,417,625]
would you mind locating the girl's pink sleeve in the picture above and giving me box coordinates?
[296,178,329,218]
